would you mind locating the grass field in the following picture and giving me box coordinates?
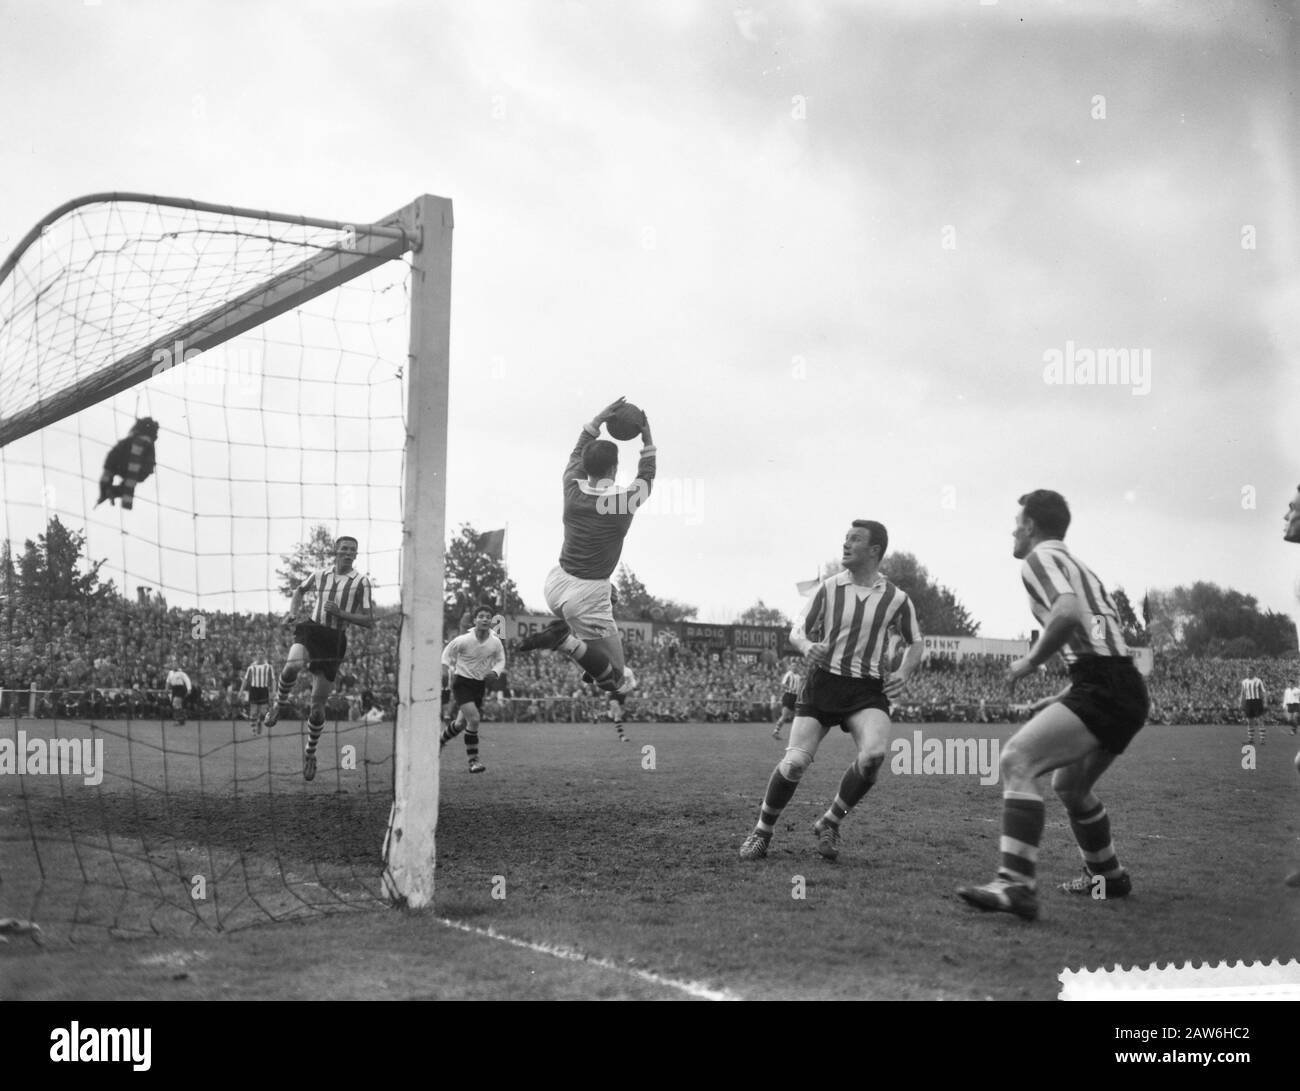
[3,716,1298,1000]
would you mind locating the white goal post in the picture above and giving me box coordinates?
[0,191,452,910]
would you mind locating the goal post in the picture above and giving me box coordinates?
[385,195,452,908]
[0,191,452,929]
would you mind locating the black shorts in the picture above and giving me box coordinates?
[1061,657,1149,755]
[249,686,269,704]
[781,693,797,712]
[293,621,348,683]
[170,685,187,700]
[1244,698,1263,719]
[451,676,487,712]
[1287,703,1299,714]
[795,667,890,730]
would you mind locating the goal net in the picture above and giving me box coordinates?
[0,193,449,940]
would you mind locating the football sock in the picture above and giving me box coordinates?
[558,635,618,688]
[275,670,297,708]
[1067,800,1123,878]
[821,757,880,827]
[997,791,1045,890]
[465,729,479,762]
[755,769,799,835]
[439,720,466,749]
[305,711,325,755]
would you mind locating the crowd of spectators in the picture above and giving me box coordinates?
[2,595,1297,726]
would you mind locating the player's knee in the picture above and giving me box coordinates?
[778,747,814,782]
[853,753,885,785]
[1000,741,1033,782]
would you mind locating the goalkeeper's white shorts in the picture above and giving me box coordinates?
[544,565,617,641]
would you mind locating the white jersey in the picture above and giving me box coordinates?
[441,632,506,681]
[166,669,192,690]
[1283,687,1299,706]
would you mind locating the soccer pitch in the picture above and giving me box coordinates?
[4,718,1297,1000]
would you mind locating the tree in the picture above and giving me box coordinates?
[613,565,697,622]
[879,551,979,636]
[276,525,338,598]
[1111,587,1148,647]
[444,523,525,634]
[736,600,790,627]
[1145,582,1296,657]
[15,516,111,604]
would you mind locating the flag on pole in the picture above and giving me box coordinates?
[475,528,506,561]
[795,571,821,596]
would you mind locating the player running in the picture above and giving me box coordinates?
[1283,683,1299,735]
[1241,670,1267,746]
[165,662,193,726]
[263,535,374,781]
[517,397,652,702]
[739,520,923,862]
[440,605,506,773]
[957,490,1150,921]
[772,660,804,740]
[238,651,275,735]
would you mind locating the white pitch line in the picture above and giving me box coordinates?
[438,917,741,1001]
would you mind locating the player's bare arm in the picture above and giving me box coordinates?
[884,639,924,700]
[323,600,374,628]
[1005,592,1083,694]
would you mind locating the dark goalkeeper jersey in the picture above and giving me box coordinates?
[558,425,657,580]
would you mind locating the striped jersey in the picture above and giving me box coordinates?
[1020,540,1126,664]
[441,632,506,681]
[303,567,372,631]
[791,571,921,680]
[559,425,657,580]
[780,669,804,694]
[244,662,274,689]
[1240,677,1266,701]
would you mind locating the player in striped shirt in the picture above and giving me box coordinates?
[772,661,804,741]
[165,663,193,727]
[517,397,652,703]
[263,536,374,781]
[958,490,1149,921]
[739,520,924,862]
[238,652,275,736]
[1240,671,1267,745]
[440,606,507,773]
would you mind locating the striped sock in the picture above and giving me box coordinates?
[755,768,799,835]
[1068,800,1123,878]
[275,671,295,708]
[465,730,479,761]
[439,719,466,748]
[998,791,1045,890]
[821,758,878,827]
[305,712,325,756]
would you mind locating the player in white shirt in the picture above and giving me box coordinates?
[772,661,804,741]
[440,606,507,773]
[165,664,193,726]
[1282,684,1299,735]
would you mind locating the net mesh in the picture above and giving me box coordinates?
[0,196,414,940]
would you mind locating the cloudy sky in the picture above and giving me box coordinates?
[1,0,1296,639]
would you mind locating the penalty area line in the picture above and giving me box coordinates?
[437,917,741,1001]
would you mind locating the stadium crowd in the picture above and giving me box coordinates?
[2,597,1296,726]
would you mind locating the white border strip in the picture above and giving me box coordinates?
[438,917,742,1001]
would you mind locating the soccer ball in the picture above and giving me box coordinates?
[606,402,646,441]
